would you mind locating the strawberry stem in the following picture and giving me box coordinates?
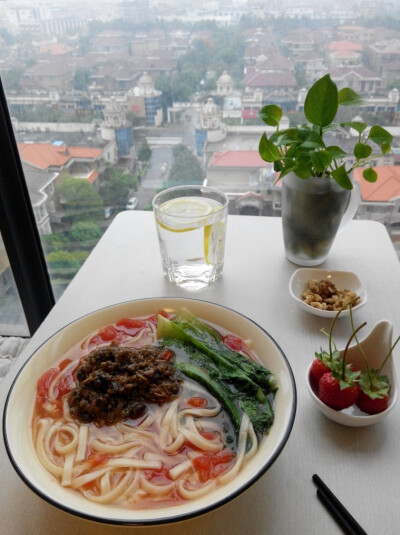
[377,334,400,375]
[349,304,372,387]
[328,296,360,360]
[341,321,367,381]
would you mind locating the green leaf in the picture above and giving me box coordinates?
[321,123,341,133]
[273,160,283,172]
[354,142,372,159]
[293,162,312,179]
[298,125,313,140]
[325,145,347,159]
[259,104,282,127]
[304,74,338,127]
[359,369,390,399]
[311,150,333,173]
[296,152,312,165]
[284,144,300,159]
[259,133,281,162]
[331,165,353,190]
[363,167,378,182]
[276,130,300,145]
[301,130,325,149]
[382,142,391,154]
[338,87,364,106]
[341,121,367,134]
[369,125,393,146]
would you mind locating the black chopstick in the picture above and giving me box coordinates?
[313,474,368,535]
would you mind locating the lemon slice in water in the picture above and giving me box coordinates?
[156,197,214,233]
[204,221,226,265]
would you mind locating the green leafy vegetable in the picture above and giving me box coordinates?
[175,361,242,432]
[157,309,277,436]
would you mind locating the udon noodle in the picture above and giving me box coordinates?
[31,310,273,509]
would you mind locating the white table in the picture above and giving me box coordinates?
[1,212,400,535]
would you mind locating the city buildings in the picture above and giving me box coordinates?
[0,0,399,333]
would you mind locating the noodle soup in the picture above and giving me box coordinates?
[31,308,277,510]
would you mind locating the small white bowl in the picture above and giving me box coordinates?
[306,320,398,427]
[289,268,367,318]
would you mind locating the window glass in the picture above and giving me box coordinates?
[0,0,398,328]
[0,235,29,337]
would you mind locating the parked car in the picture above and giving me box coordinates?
[104,206,114,219]
[126,197,138,210]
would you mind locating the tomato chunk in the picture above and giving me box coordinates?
[187,397,208,408]
[89,325,118,345]
[115,318,146,336]
[146,309,170,325]
[162,349,174,361]
[200,431,218,441]
[145,467,172,485]
[193,449,235,482]
[36,368,59,404]
[56,374,75,398]
[87,452,111,468]
[222,334,253,357]
[58,359,73,371]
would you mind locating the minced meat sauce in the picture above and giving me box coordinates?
[67,345,180,426]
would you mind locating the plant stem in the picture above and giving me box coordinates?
[328,296,359,360]
[349,305,372,386]
[341,321,367,381]
[378,335,400,375]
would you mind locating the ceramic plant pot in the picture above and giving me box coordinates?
[281,173,360,266]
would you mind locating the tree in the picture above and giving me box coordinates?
[167,144,205,186]
[1,67,23,92]
[42,232,68,253]
[137,139,152,162]
[101,167,136,207]
[294,63,307,89]
[73,68,91,91]
[47,250,80,269]
[58,175,103,223]
[70,221,102,242]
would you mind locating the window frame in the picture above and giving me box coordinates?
[0,78,55,335]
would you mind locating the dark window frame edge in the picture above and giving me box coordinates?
[0,77,55,336]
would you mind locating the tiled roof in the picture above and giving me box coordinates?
[353,166,400,202]
[255,55,294,71]
[24,59,74,77]
[245,71,297,88]
[90,62,139,81]
[330,49,361,58]
[329,65,380,80]
[209,151,266,168]
[38,43,74,55]
[282,29,314,44]
[296,50,323,61]
[87,170,98,184]
[18,143,102,170]
[328,41,362,52]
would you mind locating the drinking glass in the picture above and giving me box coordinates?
[152,185,228,290]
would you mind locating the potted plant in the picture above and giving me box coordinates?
[258,74,393,266]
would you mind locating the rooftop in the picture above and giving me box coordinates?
[209,151,266,168]
[18,143,103,171]
[353,166,400,202]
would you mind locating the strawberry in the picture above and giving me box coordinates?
[357,390,389,415]
[310,359,330,390]
[318,371,361,410]
[356,369,390,415]
[310,348,342,390]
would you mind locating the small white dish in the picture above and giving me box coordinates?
[289,268,367,318]
[306,320,398,427]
